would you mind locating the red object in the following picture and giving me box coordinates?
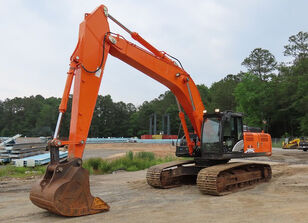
[141,135,152,139]
[141,135,178,139]
[162,135,178,139]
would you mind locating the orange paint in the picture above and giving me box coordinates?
[56,5,204,159]
[244,132,272,154]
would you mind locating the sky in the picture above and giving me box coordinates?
[0,0,307,106]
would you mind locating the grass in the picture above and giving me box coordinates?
[272,142,283,148]
[0,165,46,179]
[272,139,284,148]
[0,151,177,178]
[83,151,177,175]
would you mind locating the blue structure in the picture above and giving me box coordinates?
[15,151,68,167]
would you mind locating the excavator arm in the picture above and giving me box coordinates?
[30,5,205,216]
[57,5,204,158]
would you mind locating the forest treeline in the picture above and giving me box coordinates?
[0,32,307,138]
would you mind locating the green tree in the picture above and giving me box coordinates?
[35,97,59,136]
[209,74,240,111]
[242,48,277,80]
[197,84,211,109]
[284,31,308,61]
[234,73,267,127]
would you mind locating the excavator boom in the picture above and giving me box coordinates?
[61,5,203,159]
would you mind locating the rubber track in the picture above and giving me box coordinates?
[197,162,272,195]
[146,160,195,188]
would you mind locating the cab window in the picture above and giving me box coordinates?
[202,118,220,143]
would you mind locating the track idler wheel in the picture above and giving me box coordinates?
[30,158,109,216]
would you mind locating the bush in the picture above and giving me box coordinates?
[0,151,176,178]
[135,151,155,161]
[127,151,134,160]
[82,151,176,175]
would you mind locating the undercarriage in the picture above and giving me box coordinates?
[147,160,272,195]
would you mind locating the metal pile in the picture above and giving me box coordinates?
[15,151,68,167]
[0,135,47,164]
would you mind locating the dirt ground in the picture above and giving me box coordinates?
[1,144,308,223]
[83,143,177,159]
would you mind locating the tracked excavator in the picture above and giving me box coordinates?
[30,5,272,217]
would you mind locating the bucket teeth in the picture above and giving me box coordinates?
[30,158,109,216]
[90,197,110,212]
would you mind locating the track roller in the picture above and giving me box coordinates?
[197,162,272,195]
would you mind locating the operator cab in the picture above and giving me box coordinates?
[200,110,244,159]
[176,110,245,159]
[176,112,271,161]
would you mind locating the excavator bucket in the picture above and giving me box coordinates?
[30,158,109,216]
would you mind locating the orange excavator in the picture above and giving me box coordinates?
[30,5,272,217]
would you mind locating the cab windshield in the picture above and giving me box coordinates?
[202,118,220,143]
